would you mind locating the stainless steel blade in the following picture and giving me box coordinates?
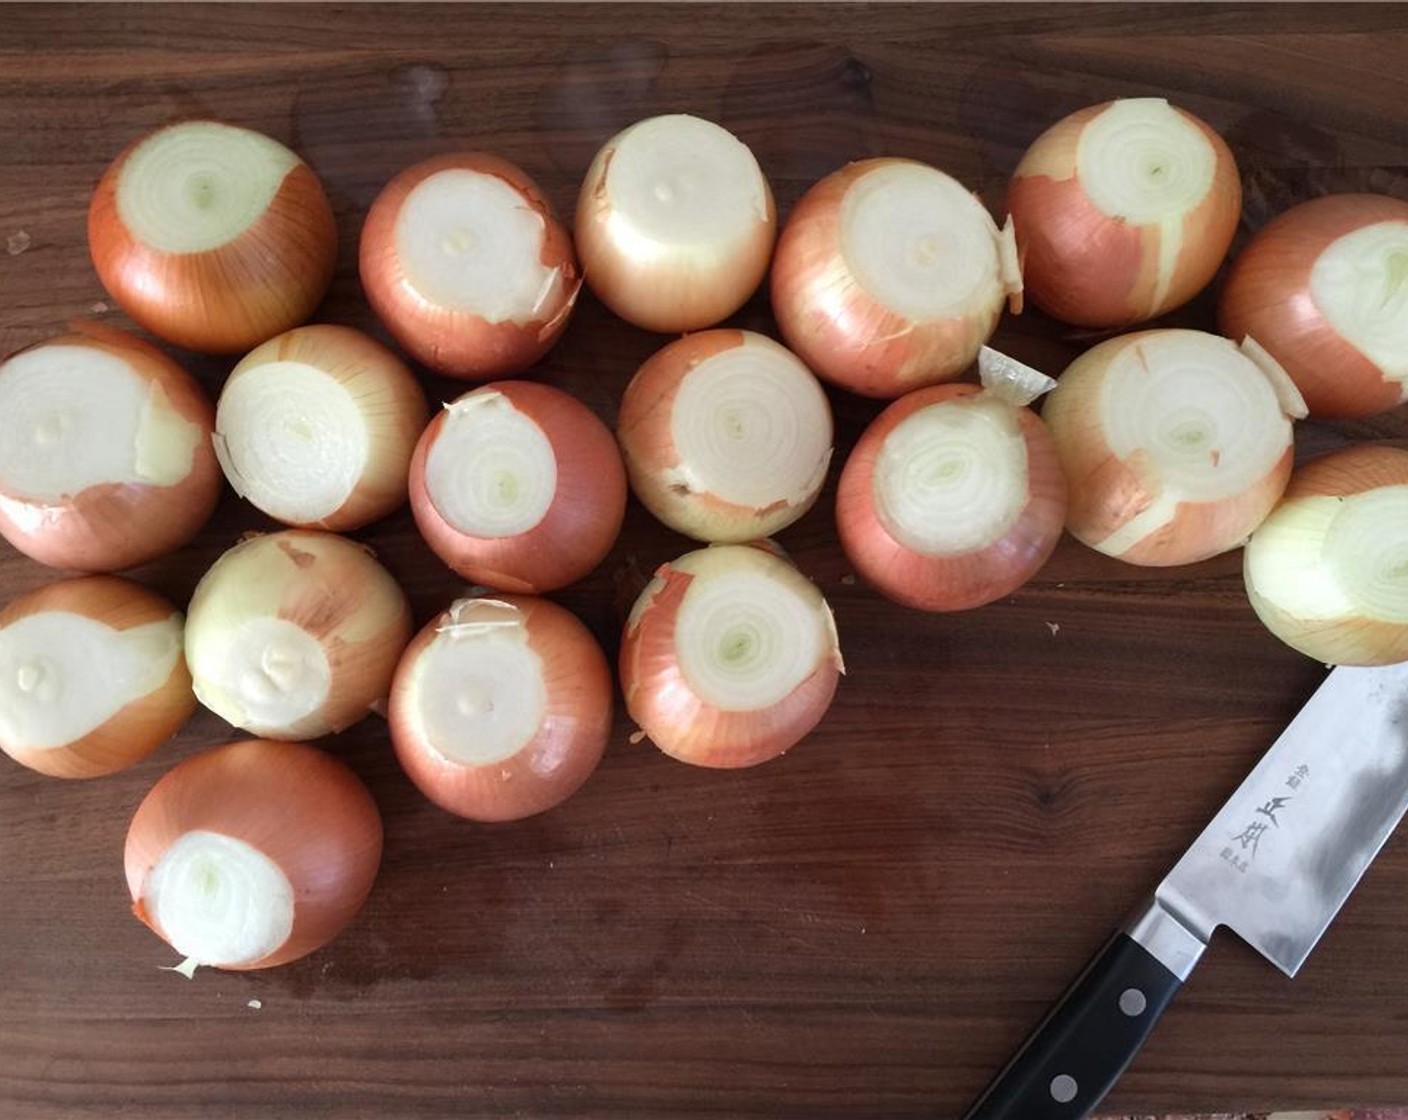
[1155,661,1408,977]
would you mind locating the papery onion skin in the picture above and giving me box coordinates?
[408,381,627,593]
[124,739,383,970]
[0,576,194,778]
[620,546,842,769]
[88,122,337,355]
[1043,330,1295,567]
[1007,100,1240,327]
[1219,194,1408,419]
[217,324,428,531]
[771,158,1012,399]
[0,323,221,572]
[185,530,413,739]
[836,384,1068,611]
[389,595,612,822]
[616,329,834,542]
[1244,445,1408,666]
[360,153,579,379]
[575,115,776,333]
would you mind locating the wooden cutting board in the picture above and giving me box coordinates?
[2,5,1406,1117]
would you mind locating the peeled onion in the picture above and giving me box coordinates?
[1219,193,1408,419]
[1043,329,1305,567]
[1007,97,1240,327]
[214,324,427,531]
[0,576,193,778]
[575,114,776,333]
[185,530,412,739]
[621,543,842,768]
[389,596,611,821]
[360,153,578,379]
[124,739,382,971]
[616,330,833,542]
[1245,445,1408,666]
[771,157,1021,398]
[409,381,626,592]
[836,348,1067,610]
[89,121,336,354]
[0,323,221,572]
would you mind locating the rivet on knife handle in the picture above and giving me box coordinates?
[961,899,1205,1120]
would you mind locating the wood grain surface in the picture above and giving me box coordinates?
[3,5,1408,1118]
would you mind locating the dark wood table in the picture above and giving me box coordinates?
[3,5,1407,1117]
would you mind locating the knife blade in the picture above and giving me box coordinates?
[962,661,1408,1120]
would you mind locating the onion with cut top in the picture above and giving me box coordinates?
[214,325,428,531]
[1219,194,1408,419]
[770,157,1022,398]
[124,739,382,971]
[0,324,221,572]
[575,114,776,333]
[0,576,193,779]
[836,348,1067,611]
[1244,445,1408,666]
[360,153,578,379]
[389,596,612,821]
[409,381,626,592]
[621,543,842,768]
[617,330,833,542]
[89,121,337,354]
[184,530,412,740]
[1043,329,1305,567]
[1007,97,1240,327]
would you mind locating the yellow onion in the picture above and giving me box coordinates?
[0,576,194,778]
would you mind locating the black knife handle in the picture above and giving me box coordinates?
[961,933,1183,1120]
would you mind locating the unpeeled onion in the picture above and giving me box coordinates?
[184,530,412,740]
[389,596,612,821]
[576,114,775,332]
[1007,97,1240,327]
[1042,329,1305,566]
[1244,445,1408,666]
[836,348,1067,610]
[1219,193,1408,419]
[214,324,428,531]
[771,157,1021,398]
[621,543,842,768]
[89,121,337,354]
[124,739,382,971]
[360,153,578,379]
[409,381,626,592]
[616,330,833,542]
[0,323,221,572]
[0,576,193,778]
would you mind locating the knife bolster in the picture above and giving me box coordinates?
[1125,897,1207,981]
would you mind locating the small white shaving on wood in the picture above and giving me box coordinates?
[7,231,31,255]
[247,999,262,1010]
[1046,621,1061,636]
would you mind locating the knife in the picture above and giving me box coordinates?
[962,661,1408,1120]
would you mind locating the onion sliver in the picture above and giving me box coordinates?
[771,157,1021,399]
[214,325,428,531]
[0,576,193,778]
[185,531,412,739]
[576,114,775,333]
[0,324,221,572]
[617,330,833,542]
[621,544,842,768]
[389,596,611,821]
[409,381,626,592]
[1244,445,1408,666]
[836,350,1067,611]
[1007,98,1240,327]
[361,153,578,379]
[124,739,382,970]
[89,121,336,354]
[1043,329,1304,567]
[1219,193,1408,419]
